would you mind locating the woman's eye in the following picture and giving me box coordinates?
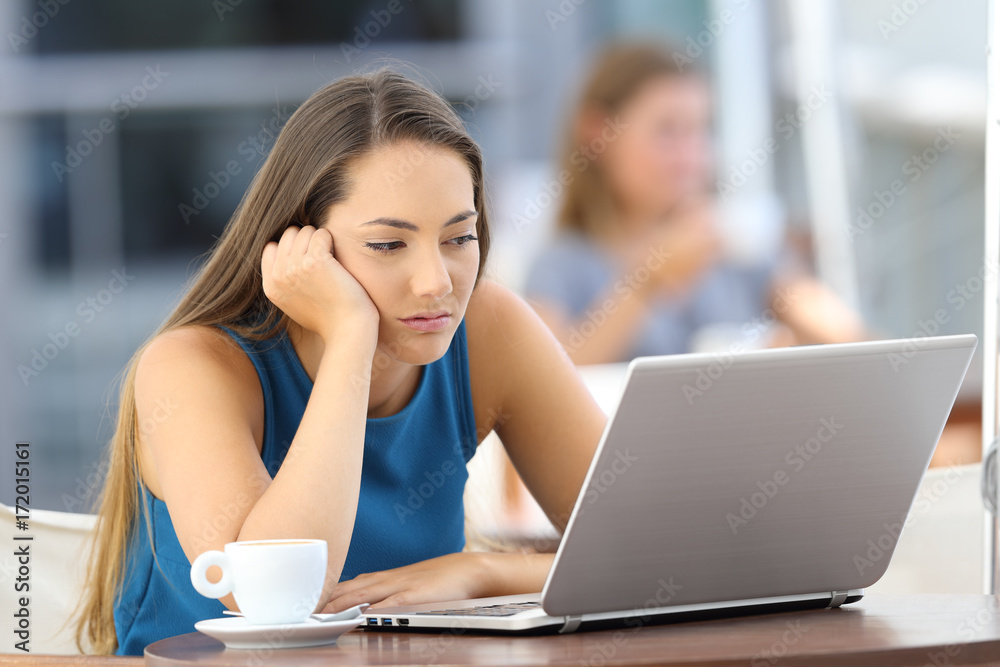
[364,235,477,255]
[364,241,404,254]
[449,234,478,247]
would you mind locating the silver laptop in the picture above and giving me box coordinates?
[362,333,977,634]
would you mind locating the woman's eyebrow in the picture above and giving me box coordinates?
[358,209,477,231]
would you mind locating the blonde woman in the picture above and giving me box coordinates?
[76,69,605,655]
[524,43,866,364]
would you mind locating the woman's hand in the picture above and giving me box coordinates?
[321,553,492,612]
[631,200,722,298]
[321,552,555,612]
[261,225,378,343]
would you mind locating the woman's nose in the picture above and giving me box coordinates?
[411,252,453,299]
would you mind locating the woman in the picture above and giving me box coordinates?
[76,69,605,655]
[524,43,866,364]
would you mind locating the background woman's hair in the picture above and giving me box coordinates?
[74,67,492,654]
[555,41,700,238]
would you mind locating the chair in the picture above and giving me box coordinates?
[0,503,96,654]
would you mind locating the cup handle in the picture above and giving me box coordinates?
[190,550,233,599]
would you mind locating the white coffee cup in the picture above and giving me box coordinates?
[190,539,328,625]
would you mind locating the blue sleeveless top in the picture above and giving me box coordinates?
[113,320,479,655]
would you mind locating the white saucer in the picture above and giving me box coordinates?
[194,615,364,650]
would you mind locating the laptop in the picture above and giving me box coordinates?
[362,333,978,634]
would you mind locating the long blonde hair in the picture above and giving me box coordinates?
[556,42,698,238]
[75,68,492,654]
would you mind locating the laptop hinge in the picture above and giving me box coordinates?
[827,591,849,608]
[558,615,583,634]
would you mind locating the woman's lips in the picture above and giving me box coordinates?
[399,314,451,332]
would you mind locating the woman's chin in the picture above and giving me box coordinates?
[376,324,455,366]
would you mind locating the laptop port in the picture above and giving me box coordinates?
[398,618,409,626]
[381,618,393,626]
[367,618,379,626]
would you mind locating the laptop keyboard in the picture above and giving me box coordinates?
[414,601,542,617]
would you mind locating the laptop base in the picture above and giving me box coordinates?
[362,591,864,635]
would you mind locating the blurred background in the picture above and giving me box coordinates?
[0,0,987,591]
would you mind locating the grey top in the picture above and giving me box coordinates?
[523,231,774,360]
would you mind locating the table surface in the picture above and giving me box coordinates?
[3,594,998,667]
[6,594,996,667]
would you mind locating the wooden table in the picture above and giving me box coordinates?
[3,595,999,667]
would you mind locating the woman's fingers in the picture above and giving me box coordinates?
[291,225,316,262]
[329,570,391,600]
[324,577,401,612]
[274,224,300,272]
[309,226,335,260]
[258,222,379,341]
[260,241,278,294]
[268,226,298,285]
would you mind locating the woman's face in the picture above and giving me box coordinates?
[322,141,480,365]
[599,74,712,218]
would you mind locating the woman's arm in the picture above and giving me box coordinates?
[475,282,608,531]
[530,207,720,365]
[136,226,379,613]
[770,275,869,346]
[321,281,608,612]
[531,291,653,366]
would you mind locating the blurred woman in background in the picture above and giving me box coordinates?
[523,43,867,364]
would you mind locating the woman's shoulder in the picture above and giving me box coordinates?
[135,325,262,412]
[463,279,566,408]
[138,325,251,376]
[464,279,536,342]
[133,324,266,498]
